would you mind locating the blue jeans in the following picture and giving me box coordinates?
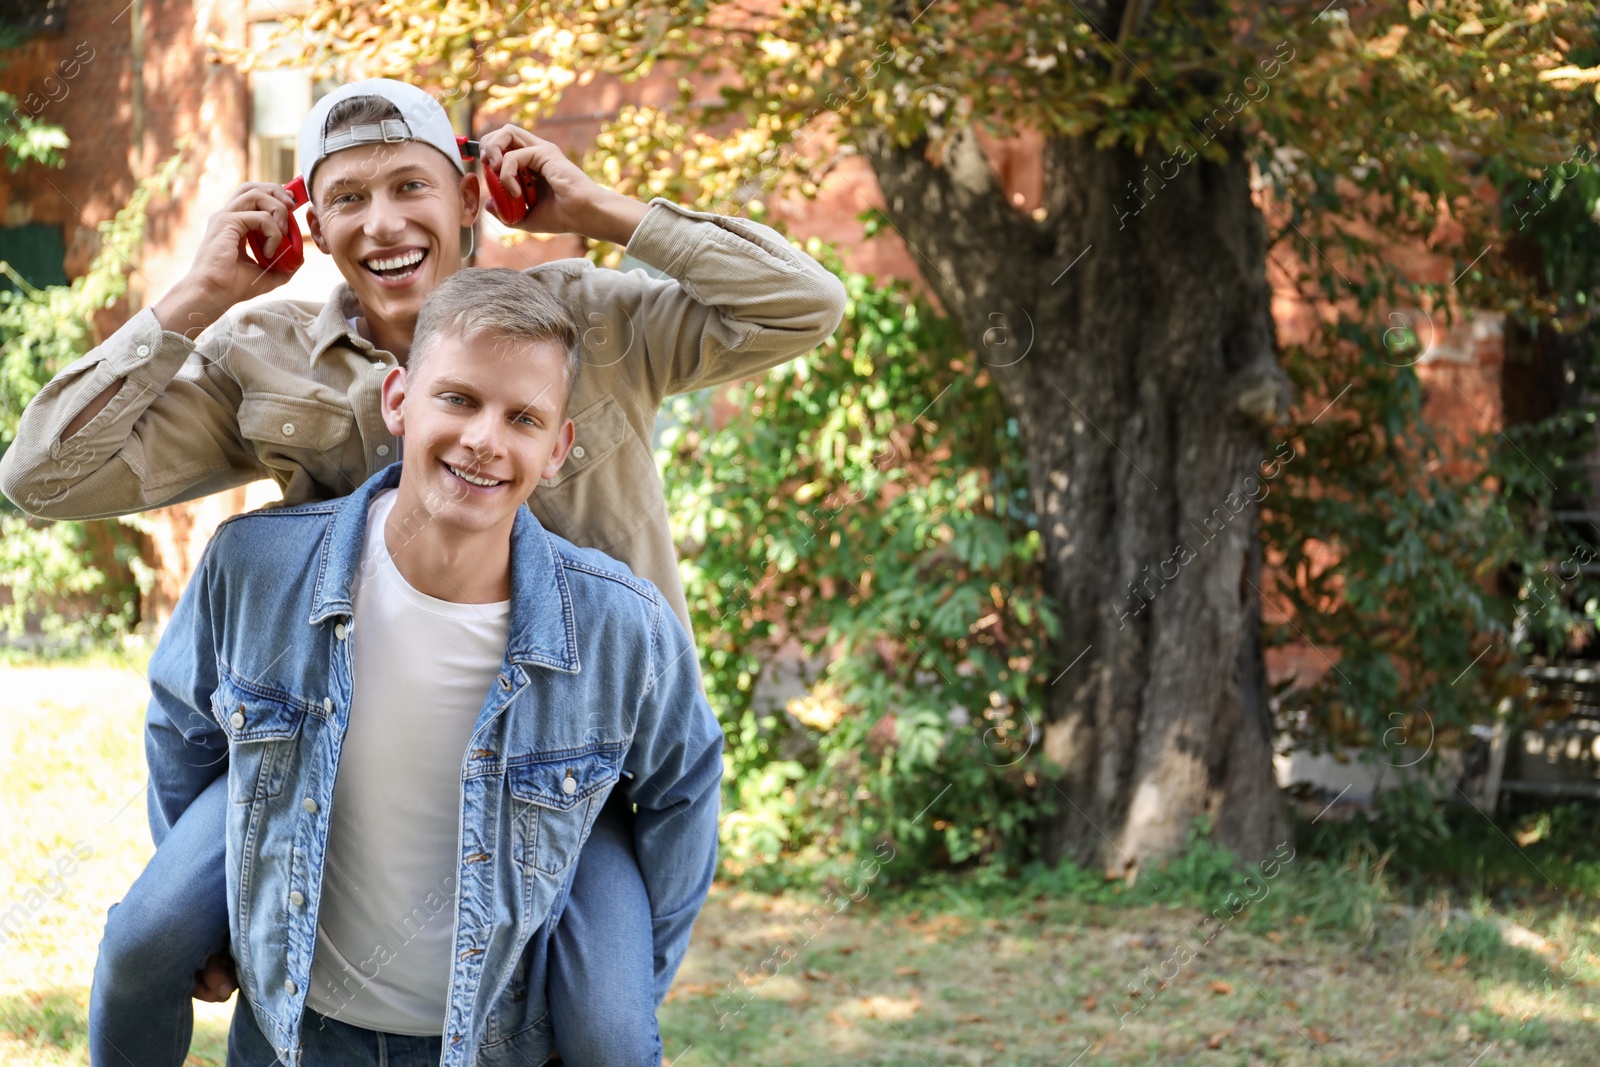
[89,774,231,1067]
[92,787,660,1067]
[230,1005,443,1067]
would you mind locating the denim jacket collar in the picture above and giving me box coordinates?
[308,462,581,674]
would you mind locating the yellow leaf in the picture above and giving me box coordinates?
[1368,25,1410,59]
[1540,64,1600,85]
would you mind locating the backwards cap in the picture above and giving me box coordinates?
[298,79,464,190]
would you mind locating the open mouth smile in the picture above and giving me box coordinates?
[445,462,504,489]
[363,248,426,281]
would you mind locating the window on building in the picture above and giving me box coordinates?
[247,19,340,185]
[0,0,66,38]
[0,222,67,293]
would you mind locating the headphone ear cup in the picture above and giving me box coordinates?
[247,219,304,273]
[246,178,307,273]
[484,165,536,225]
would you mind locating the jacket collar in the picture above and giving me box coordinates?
[308,284,379,364]
[309,463,581,674]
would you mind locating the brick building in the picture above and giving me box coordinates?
[0,0,1504,652]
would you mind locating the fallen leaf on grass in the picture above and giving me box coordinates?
[1281,999,1300,1011]
[802,969,833,981]
[1308,1025,1333,1044]
[1083,995,1098,1011]
[860,994,922,1021]
[663,982,718,1001]
[1419,1007,1446,1020]
[1209,980,1234,996]
[827,1008,853,1029]
[895,966,921,976]
[1206,1029,1232,1049]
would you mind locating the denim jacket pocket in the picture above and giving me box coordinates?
[506,743,624,875]
[212,672,311,804]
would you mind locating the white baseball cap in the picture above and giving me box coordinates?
[298,79,465,193]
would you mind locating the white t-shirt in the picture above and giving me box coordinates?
[306,489,510,1034]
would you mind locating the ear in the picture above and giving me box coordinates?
[306,206,330,254]
[380,366,408,438]
[540,418,575,481]
[458,169,482,226]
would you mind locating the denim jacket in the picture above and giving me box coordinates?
[143,464,722,1066]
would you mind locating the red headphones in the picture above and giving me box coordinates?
[246,136,538,274]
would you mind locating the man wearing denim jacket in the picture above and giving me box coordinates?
[6,78,841,1067]
[147,268,721,1066]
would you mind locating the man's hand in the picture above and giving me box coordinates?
[192,951,238,1002]
[152,183,299,339]
[478,125,649,247]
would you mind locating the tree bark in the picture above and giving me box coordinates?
[863,126,1292,874]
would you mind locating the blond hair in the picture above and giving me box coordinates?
[409,268,582,414]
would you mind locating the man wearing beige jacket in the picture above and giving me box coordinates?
[3,78,845,1066]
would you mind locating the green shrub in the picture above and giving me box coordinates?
[0,154,178,647]
[660,238,1057,885]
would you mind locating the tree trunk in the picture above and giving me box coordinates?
[864,126,1292,874]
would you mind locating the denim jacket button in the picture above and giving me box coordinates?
[334,622,348,640]
[289,890,305,906]
[323,697,333,713]
[230,711,246,729]
[562,775,577,795]
[284,979,297,995]
[302,797,319,814]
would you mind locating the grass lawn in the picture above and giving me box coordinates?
[3,662,1599,1065]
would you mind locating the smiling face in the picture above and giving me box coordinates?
[306,141,481,349]
[380,330,574,541]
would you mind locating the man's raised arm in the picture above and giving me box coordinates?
[0,182,299,520]
[480,126,848,415]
